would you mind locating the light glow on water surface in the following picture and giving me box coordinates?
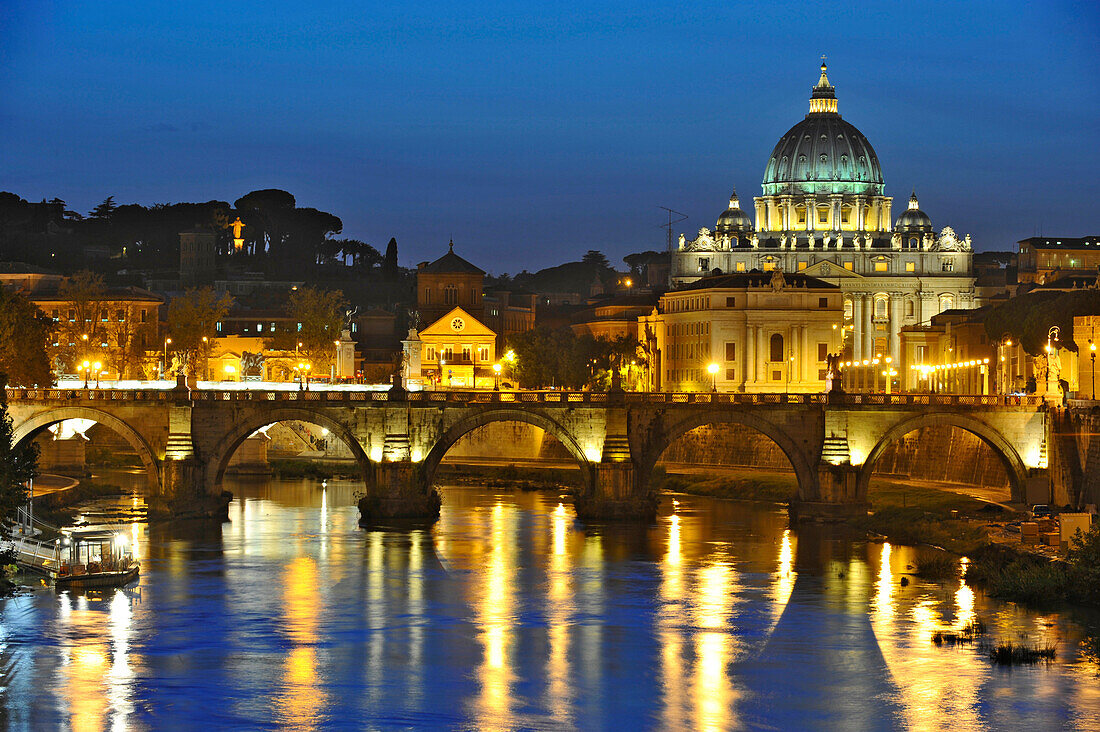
[1,476,1098,729]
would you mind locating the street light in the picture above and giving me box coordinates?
[707,362,719,392]
[163,337,172,378]
[1091,339,1097,401]
[80,360,90,389]
[93,361,102,388]
[493,362,502,390]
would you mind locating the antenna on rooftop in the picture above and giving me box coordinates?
[658,206,689,253]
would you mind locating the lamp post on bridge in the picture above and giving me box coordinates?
[1090,339,1096,401]
[707,362,719,392]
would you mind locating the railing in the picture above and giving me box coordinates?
[2,535,61,574]
[6,386,1046,408]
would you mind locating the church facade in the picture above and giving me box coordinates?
[670,63,977,362]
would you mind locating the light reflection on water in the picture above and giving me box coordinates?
[0,477,1098,730]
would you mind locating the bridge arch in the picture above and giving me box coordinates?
[11,407,162,492]
[641,411,817,501]
[207,407,371,489]
[420,408,595,493]
[857,412,1027,502]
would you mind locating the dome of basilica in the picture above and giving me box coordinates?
[715,189,753,233]
[761,63,884,198]
[894,191,933,232]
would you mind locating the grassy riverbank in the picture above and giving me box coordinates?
[650,467,797,503]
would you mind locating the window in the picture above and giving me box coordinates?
[874,297,888,319]
[699,258,709,272]
[725,296,736,307]
[844,298,853,319]
[818,368,828,380]
[216,321,222,332]
[67,309,75,321]
[874,261,888,272]
[443,346,454,360]
[905,300,914,317]
[351,323,358,333]
[769,333,784,363]
[116,309,125,322]
[942,259,954,272]
[51,309,59,320]
[462,346,472,361]
[762,260,777,271]
[100,309,108,322]
[257,323,264,332]
[817,342,828,361]
[818,209,828,224]
[841,208,851,224]
[140,309,147,323]
[798,261,807,270]
[818,297,828,308]
[725,368,736,380]
[426,346,436,361]
[297,323,302,332]
[735,262,746,272]
[725,342,736,361]
[424,288,432,304]
[270,322,276,332]
[772,369,782,381]
[905,262,916,272]
[478,345,489,362]
[444,284,457,305]
[908,237,918,249]
[797,208,806,224]
[843,261,853,271]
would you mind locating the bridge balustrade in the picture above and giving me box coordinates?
[4,387,1047,408]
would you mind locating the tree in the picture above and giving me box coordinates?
[0,376,37,543]
[269,287,347,373]
[52,271,107,373]
[582,250,611,270]
[383,237,399,276]
[89,196,117,222]
[167,288,233,376]
[0,289,54,387]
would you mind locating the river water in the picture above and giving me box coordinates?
[2,474,1099,730]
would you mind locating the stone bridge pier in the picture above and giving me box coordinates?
[5,388,1052,526]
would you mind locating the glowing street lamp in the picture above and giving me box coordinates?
[163,337,172,378]
[93,361,102,388]
[80,360,90,389]
[707,362,719,392]
[1091,339,1097,401]
[493,362,502,391]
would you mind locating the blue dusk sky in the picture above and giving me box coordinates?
[1,0,1097,272]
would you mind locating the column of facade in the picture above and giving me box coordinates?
[742,323,752,390]
[757,326,766,386]
[852,296,863,360]
[855,196,865,231]
[830,195,842,232]
[802,326,812,383]
[862,294,874,361]
[785,197,795,233]
[804,197,814,232]
[888,293,901,362]
[754,200,767,231]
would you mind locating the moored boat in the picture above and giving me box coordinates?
[55,526,139,589]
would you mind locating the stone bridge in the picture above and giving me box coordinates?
[4,387,1052,523]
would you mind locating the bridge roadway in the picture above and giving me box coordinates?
[5,386,1050,523]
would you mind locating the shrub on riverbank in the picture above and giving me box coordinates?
[650,467,797,503]
[966,526,1100,607]
[269,460,362,480]
[857,507,990,555]
[915,553,960,580]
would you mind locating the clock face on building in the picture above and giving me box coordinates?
[450,317,465,332]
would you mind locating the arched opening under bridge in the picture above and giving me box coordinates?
[208,408,372,498]
[12,407,162,495]
[858,414,1025,516]
[420,409,595,504]
[640,413,815,504]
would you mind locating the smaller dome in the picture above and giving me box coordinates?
[895,190,933,232]
[715,189,753,233]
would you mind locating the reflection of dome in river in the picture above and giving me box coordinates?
[761,63,884,197]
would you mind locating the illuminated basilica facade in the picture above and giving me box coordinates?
[670,63,976,362]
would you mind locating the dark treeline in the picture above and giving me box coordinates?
[0,189,379,278]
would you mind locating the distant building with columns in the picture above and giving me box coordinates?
[670,62,977,366]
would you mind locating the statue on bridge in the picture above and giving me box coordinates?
[825,352,845,400]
